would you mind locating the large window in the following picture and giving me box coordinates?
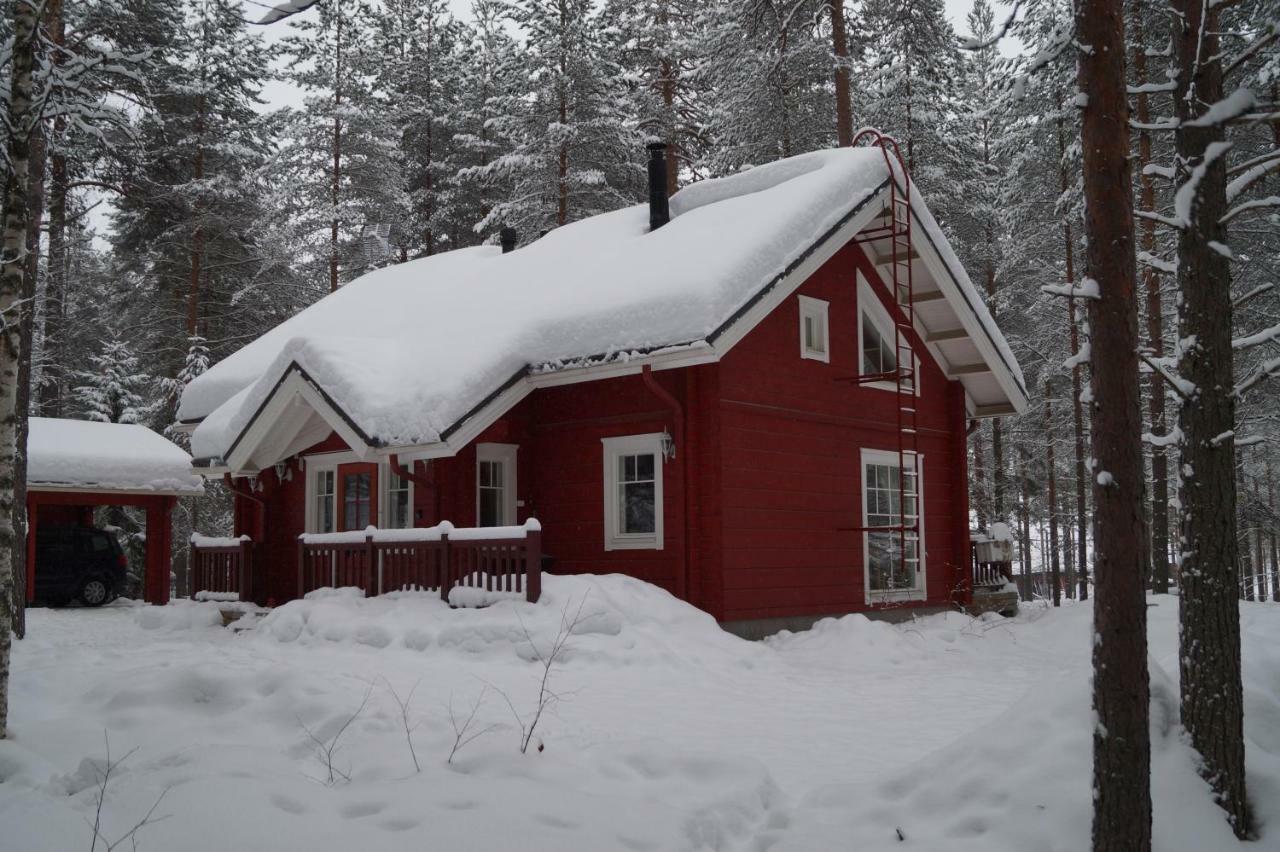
[858,273,919,394]
[476,443,518,527]
[602,434,664,550]
[861,449,924,600]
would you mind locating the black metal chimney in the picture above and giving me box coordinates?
[647,141,670,231]
[500,226,518,254]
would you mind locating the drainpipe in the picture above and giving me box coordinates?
[641,364,689,601]
[389,454,436,524]
[224,473,266,541]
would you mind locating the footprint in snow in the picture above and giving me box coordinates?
[340,801,386,819]
[269,793,308,815]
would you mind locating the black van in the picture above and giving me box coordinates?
[35,526,127,606]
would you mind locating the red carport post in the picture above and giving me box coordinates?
[25,494,38,603]
[143,496,174,604]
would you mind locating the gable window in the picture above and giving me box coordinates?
[386,470,411,529]
[314,469,336,533]
[602,434,664,550]
[476,443,518,527]
[861,449,925,600]
[858,273,919,394]
[798,295,830,362]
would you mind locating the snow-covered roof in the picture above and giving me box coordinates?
[180,147,1026,470]
[28,417,205,495]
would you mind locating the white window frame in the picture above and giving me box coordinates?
[476,443,518,527]
[384,466,414,530]
[798,295,830,363]
[860,448,926,602]
[857,273,920,395]
[602,433,665,551]
[302,451,414,533]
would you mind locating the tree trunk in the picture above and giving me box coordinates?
[1046,382,1060,606]
[1019,450,1032,601]
[1172,0,1251,834]
[12,101,46,641]
[35,0,64,418]
[1132,4,1170,594]
[187,93,205,336]
[1268,455,1278,603]
[972,424,988,529]
[830,0,852,147]
[1057,114,1090,602]
[1074,0,1151,845]
[0,0,42,740]
[330,7,343,293]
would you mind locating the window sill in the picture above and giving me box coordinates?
[605,536,663,552]
[867,589,926,603]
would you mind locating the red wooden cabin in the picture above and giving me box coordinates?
[178,138,1027,636]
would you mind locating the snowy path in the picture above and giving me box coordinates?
[2,577,1277,852]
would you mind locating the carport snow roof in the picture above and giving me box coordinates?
[180,146,1027,467]
[28,418,205,495]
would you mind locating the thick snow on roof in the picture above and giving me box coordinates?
[182,147,1021,462]
[28,417,204,494]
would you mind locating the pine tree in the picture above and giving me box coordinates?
[447,0,523,242]
[279,0,404,289]
[697,0,833,173]
[468,0,642,235]
[74,339,149,425]
[1074,0,1151,843]
[858,0,961,211]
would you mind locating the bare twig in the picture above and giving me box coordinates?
[297,682,373,784]
[85,732,171,852]
[383,677,422,774]
[446,688,499,764]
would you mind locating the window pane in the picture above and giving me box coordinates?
[635,453,654,481]
[479,488,501,527]
[343,472,371,530]
[622,481,656,533]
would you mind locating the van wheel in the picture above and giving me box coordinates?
[80,578,110,607]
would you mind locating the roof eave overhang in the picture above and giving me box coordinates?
[201,177,1026,471]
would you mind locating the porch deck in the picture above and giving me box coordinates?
[190,520,543,606]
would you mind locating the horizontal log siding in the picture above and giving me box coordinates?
[715,242,965,622]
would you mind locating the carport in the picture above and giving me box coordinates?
[25,418,204,605]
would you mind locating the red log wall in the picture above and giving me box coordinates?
[234,239,970,623]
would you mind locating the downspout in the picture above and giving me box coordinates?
[224,473,266,541]
[641,365,688,601]
[389,454,435,524]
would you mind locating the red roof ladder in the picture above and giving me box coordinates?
[839,130,921,598]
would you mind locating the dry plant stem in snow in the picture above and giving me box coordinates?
[383,677,422,774]
[496,595,591,755]
[446,687,499,764]
[298,682,373,784]
[88,731,170,852]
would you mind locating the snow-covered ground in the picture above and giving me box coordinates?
[2,575,1278,851]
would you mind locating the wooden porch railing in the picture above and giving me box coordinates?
[190,534,253,601]
[297,520,543,604]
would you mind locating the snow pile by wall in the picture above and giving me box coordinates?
[28,417,204,494]
[256,573,751,668]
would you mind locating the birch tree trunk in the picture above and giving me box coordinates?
[1171,0,1251,833]
[1074,0,1151,845]
[0,0,42,740]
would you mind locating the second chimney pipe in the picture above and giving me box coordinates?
[647,142,670,231]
